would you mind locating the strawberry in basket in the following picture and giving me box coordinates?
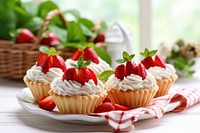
[140,48,178,97]
[23,46,66,102]
[40,32,60,46]
[16,28,36,43]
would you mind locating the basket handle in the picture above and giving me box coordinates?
[31,9,67,50]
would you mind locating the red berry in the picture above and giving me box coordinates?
[141,57,154,69]
[78,67,91,85]
[62,68,78,81]
[16,28,36,43]
[125,61,137,76]
[83,47,99,64]
[94,32,105,43]
[52,55,66,72]
[88,68,98,85]
[41,32,60,46]
[113,103,130,111]
[103,95,111,103]
[71,49,83,61]
[39,96,56,111]
[94,102,115,113]
[115,64,125,80]
[154,55,166,68]
[137,63,147,80]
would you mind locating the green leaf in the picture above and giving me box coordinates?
[39,46,60,55]
[99,70,114,82]
[188,60,195,67]
[149,50,157,56]
[84,60,91,66]
[70,63,79,69]
[24,17,43,35]
[64,9,80,19]
[78,56,84,67]
[122,51,129,60]
[22,2,38,17]
[67,21,87,42]
[39,46,49,54]
[140,48,157,57]
[79,18,94,30]
[116,59,126,63]
[80,24,94,37]
[48,24,67,42]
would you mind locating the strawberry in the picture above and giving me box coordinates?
[140,48,157,69]
[94,32,105,43]
[62,68,78,81]
[41,32,60,46]
[103,95,111,103]
[64,57,98,85]
[94,102,115,113]
[36,46,66,74]
[125,61,137,76]
[39,96,56,111]
[71,49,83,61]
[137,63,147,80]
[52,56,66,72]
[113,103,130,111]
[154,55,166,68]
[16,28,36,43]
[114,64,125,80]
[83,47,99,64]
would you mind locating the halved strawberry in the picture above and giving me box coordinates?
[114,64,125,80]
[16,28,36,43]
[113,103,130,111]
[62,68,78,81]
[41,56,53,74]
[103,95,111,103]
[154,55,166,68]
[36,53,48,67]
[88,68,98,85]
[83,47,99,64]
[71,49,83,61]
[125,60,137,76]
[78,67,91,85]
[94,102,115,113]
[39,96,56,111]
[52,55,66,72]
[141,56,154,69]
[137,63,147,80]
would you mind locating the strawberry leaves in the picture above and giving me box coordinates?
[70,56,91,69]
[39,46,61,55]
[140,48,157,58]
[116,51,135,63]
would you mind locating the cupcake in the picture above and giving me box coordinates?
[49,57,107,114]
[105,51,158,109]
[140,48,178,97]
[65,47,112,78]
[23,46,66,102]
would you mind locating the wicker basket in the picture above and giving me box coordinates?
[0,10,76,79]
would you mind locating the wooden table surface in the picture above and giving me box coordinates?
[0,77,200,133]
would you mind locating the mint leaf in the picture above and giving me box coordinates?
[84,60,91,66]
[78,56,84,67]
[140,48,157,57]
[39,46,49,54]
[116,59,126,63]
[99,70,114,82]
[149,50,157,56]
[122,51,129,60]
[70,63,79,69]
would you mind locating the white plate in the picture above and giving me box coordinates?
[16,88,181,125]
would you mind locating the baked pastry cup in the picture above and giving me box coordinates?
[154,74,178,97]
[108,86,158,109]
[23,76,50,102]
[49,90,107,114]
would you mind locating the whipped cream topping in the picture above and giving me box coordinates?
[26,65,63,82]
[148,64,176,80]
[51,78,104,96]
[65,57,112,77]
[105,72,157,91]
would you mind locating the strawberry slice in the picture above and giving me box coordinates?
[141,56,154,69]
[52,55,66,72]
[154,55,166,68]
[137,63,147,80]
[125,60,137,76]
[114,64,125,80]
[103,95,111,103]
[88,68,98,85]
[41,56,53,74]
[36,53,48,67]
[94,102,115,113]
[71,49,83,61]
[39,96,56,111]
[78,67,91,85]
[62,68,78,81]
[16,28,36,43]
[83,47,99,64]
[113,103,130,111]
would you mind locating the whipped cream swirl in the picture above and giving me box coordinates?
[65,58,112,77]
[148,64,176,80]
[26,65,63,82]
[51,78,104,96]
[105,72,157,91]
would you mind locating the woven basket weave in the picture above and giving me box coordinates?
[0,10,76,79]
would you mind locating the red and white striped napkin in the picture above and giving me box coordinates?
[92,88,200,132]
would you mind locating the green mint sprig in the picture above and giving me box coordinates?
[116,51,135,64]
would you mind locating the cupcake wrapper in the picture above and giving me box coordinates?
[23,76,50,102]
[155,74,178,97]
[108,86,158,109]
[49,90,107,114]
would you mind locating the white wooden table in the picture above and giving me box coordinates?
[0,77,200,133]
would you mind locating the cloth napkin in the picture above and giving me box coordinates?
[92,88,200,132]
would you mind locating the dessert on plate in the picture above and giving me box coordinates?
[140,48,178,97]
[23,46,66,102]
[49,57,107,114]
[65,47,112,78]
[105,51,158,109]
